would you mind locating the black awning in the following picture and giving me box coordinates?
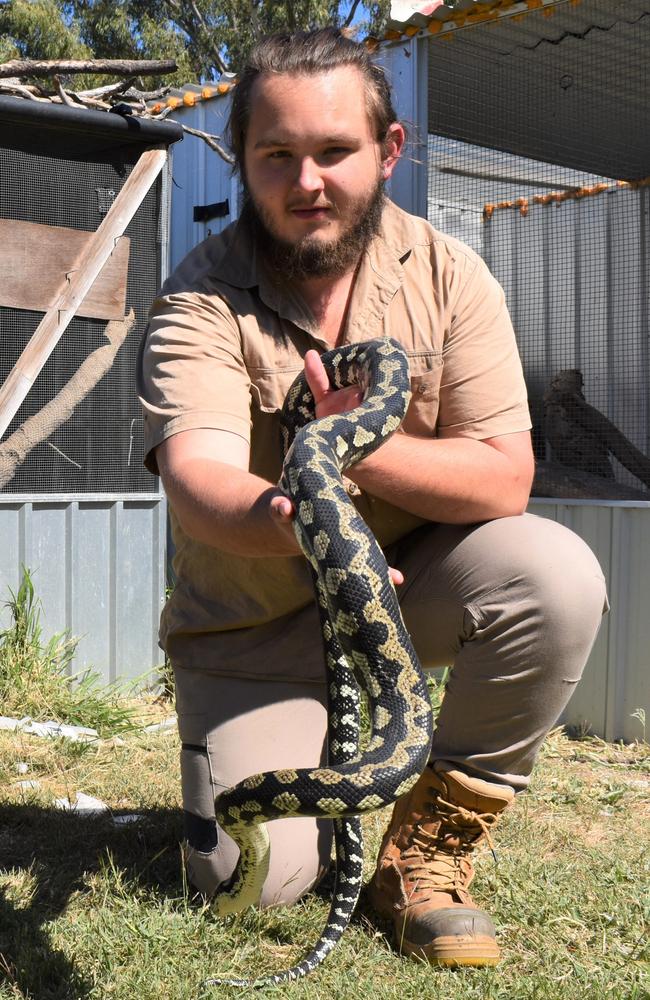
[0,95,184,162]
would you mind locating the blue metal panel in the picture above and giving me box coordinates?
[377,37,429,219]
[167,93,239,272]
[71,501,113,678]
[530,499,650,742]
[0,496,166,688]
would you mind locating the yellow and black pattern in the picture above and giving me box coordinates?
[204,339,434,988]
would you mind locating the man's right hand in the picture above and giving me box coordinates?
[304,349,363,418]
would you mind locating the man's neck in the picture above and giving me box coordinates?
[294,265,359,348]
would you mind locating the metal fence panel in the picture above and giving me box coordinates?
[530,500,650,743]
[0,496,166,687]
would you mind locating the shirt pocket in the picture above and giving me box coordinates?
[403,352,444,438]
[249,366,303,481]
[249,366,303,413]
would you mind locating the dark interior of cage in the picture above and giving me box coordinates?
[0,141,162,494]
[426,0,650,500]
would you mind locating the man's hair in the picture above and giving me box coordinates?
[228,27,400,175]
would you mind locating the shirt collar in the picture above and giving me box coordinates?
[210,199,422,337]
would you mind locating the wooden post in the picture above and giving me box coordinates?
[0,145,168,440]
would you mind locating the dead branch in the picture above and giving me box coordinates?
[52,75,79,109]
[0,59,177,80]
[176,123,235,164]
[534,460,650,501]
[0,81,46,101]
[0,309,135,488]
[62,93,112,111]
[123,85,172,102]
[75,81,171,102]
[342,0,364,28]
[75,78,138,99]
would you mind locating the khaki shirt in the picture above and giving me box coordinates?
[138,200,531,680]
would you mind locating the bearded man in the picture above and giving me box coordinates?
[138,27,607,968]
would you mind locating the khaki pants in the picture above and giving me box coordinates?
[174,513,607,905]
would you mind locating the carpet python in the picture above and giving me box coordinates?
[204,337,433,988]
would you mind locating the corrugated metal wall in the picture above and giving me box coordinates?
[167,89,239,274]
[531,500,650,744]
[0,495,167,685]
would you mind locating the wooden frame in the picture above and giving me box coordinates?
[0,145,168,439]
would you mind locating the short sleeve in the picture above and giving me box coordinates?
[437,257,531,439]
[137,292,251,475]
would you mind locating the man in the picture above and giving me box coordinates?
[138,28,607,968]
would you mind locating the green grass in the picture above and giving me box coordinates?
[0,574,648,998]
[0,569,138,737]
[0,721,648,1000]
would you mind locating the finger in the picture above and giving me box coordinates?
[303,349,331,404]
[389,566,404,586]
[270,493,294,520]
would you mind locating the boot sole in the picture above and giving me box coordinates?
[366,883,501,968]
[400,934,501,967]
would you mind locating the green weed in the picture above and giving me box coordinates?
[0,568,137,737]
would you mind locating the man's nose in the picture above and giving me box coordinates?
[294,157,324,193]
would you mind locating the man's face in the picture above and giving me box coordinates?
[242,66,403,278]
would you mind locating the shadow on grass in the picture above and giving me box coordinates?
[0,803,185,1000]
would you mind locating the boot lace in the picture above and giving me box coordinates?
[402,789,499,894]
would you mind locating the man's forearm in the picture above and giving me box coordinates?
[162,457,300,557]
[347,432,534,524]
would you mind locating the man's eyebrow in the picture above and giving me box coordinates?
[253,134,359,150]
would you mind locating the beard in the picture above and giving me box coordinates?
[240,179,386,281]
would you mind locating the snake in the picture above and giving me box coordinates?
[204,337,434,988]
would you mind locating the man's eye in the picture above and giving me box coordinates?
[268,150,290,159]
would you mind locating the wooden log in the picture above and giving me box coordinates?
[0,59,177,79]
[533,461,650,501]
[0,145,168,440]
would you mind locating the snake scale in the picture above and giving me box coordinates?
[204,338,434,988]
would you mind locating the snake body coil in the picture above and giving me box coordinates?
[205,338,433,988]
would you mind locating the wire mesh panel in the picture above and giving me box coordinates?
[0,109,176,495]
[426,0,650,500]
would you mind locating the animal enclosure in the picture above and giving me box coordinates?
[0,99,182,681]
[424,0,650,501]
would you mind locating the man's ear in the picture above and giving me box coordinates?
[381,123,406,180]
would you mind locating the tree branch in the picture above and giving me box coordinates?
[75,78,139,98]
[175,123,235,164]
[0,59,178,79]
[0,80,46,101]
[342,0,364,28]
[0,310,136,489]
[187,0,229,75]
[52,75,79,108]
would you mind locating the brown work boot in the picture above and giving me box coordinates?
[366,760,515,967]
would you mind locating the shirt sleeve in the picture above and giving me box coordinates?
[137,291,251,475]
[437,255,531,440]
